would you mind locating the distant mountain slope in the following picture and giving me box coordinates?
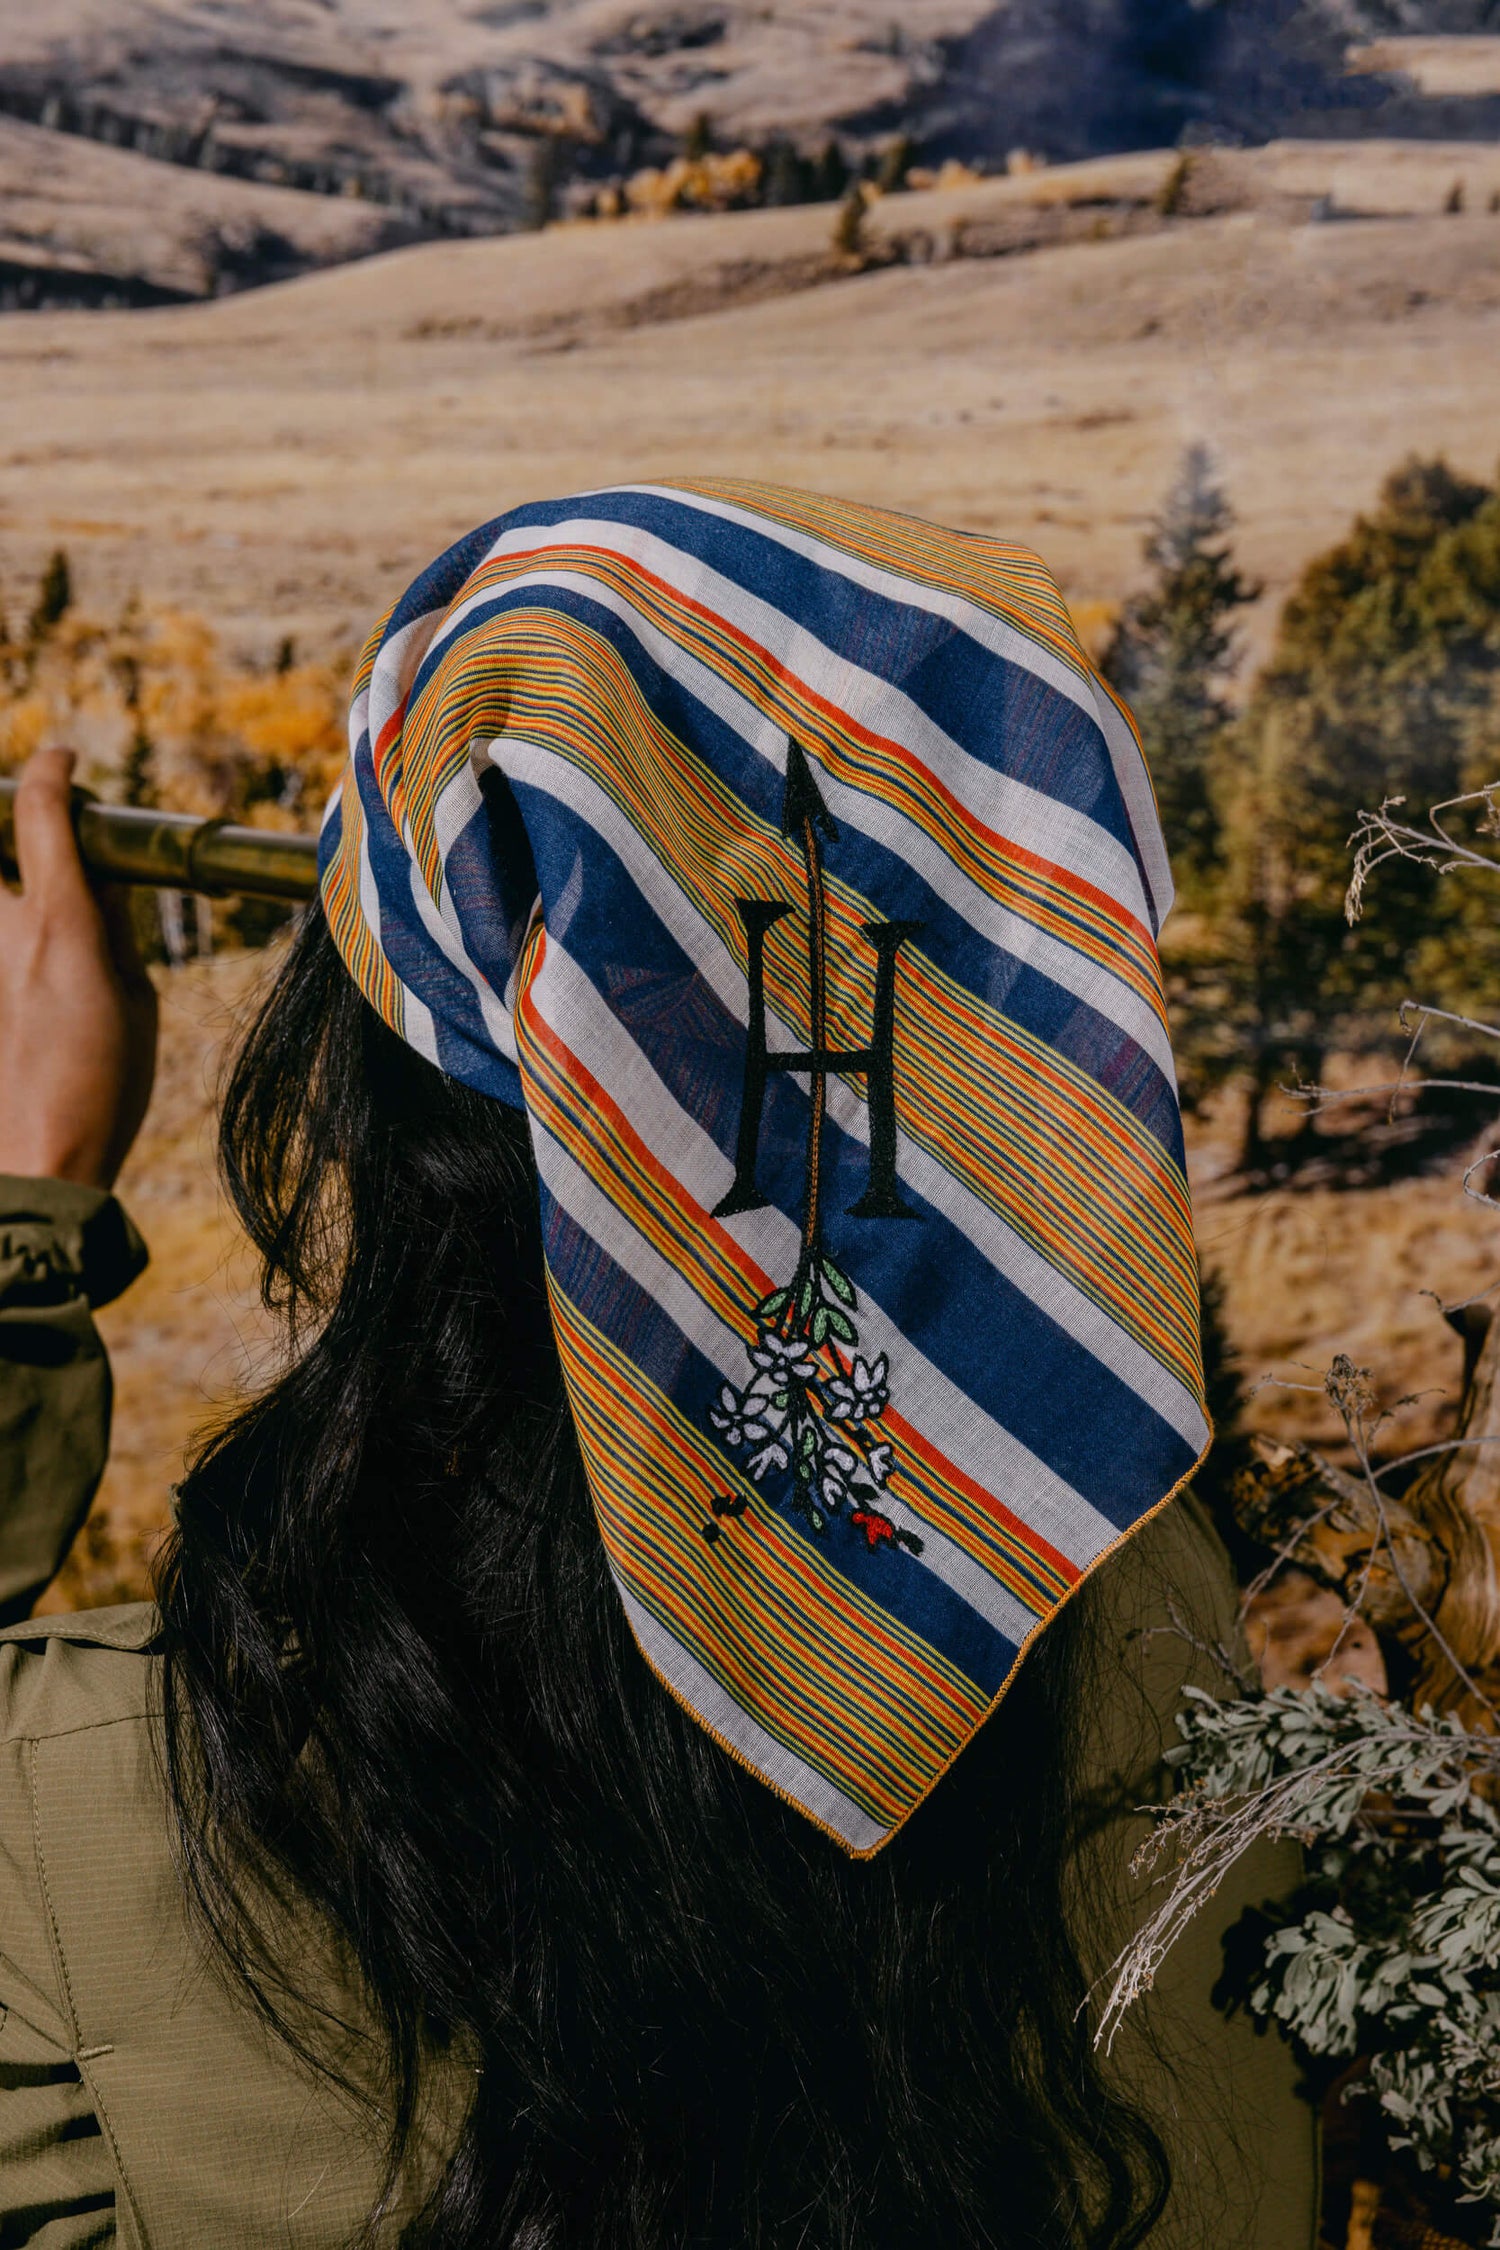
[0,0,1496,303]
[913,2,1500,163]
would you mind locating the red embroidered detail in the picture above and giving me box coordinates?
[851,1507,896,1550]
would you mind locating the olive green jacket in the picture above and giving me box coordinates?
[0,1176,1320,2248]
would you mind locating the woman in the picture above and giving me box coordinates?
[0,480,1317,2249]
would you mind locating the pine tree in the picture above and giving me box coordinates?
[121,727,156,808]
[1103,445,1257,891]
[761,137,808,208]
[28,548,72,642]
[524,138,558,231]
[1183,457,1500,1170]
[831,184,868,264]
[813,139,848,203]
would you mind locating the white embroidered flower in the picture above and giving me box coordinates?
[819,1444,859,1511]
[710,1384,774,1449]
[749,1333,818,1382]
[743,1371,790,1431]
[825,1353,890,1421]
[863,1441,894,1489]
[748,1437,791,1480]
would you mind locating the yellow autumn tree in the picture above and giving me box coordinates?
[0,556,346,831]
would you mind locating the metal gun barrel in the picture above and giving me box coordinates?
[0,780,319,904]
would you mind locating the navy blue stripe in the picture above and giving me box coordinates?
[350,748,523,1105]
[415,577,1183,1162]
[536,1183,1021,1697]
[383,515,511,641]
[473,486,1145,871]
[515,784,1198,1523]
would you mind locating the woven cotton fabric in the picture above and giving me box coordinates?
[319,478,1209,1855]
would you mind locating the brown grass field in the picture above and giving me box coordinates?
[6,138,1500,1604]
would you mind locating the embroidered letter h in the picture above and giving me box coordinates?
[715,740,920,1228]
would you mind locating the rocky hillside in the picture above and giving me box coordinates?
[1,0,1498,304]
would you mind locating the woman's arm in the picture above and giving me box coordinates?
[0,750,158,1618]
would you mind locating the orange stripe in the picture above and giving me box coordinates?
[517,937,1081,1594]
[456,545,1158,974]
[554,1299,984,1751]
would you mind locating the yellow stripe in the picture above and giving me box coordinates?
[515,976,1079,1610]
[406,607,1200,1392]
[550,1286,986,1827]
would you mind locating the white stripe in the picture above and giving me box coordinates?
[499,738,1205,1453]
[615,1581,887,1852]
[400,763,519,1066]
[345,681,371,775]
[440,511,1155,935]
[529,932,1146,1567]
[438,558,1175,1083]
[531,1103,1040,1643]
[368,604,448,758]
[609,483,1175,927]
[1086,677,1175,931]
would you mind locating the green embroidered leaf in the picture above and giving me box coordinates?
[771,1389,789,1409]
[825,1307,857,1344]
[756,1286,791,1320]
[796,1276,816,1319]
[820,1257,856,1306]
[799,1424,818,1461]
[811,1306,831,1346]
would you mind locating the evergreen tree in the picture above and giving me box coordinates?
[121,727,156,808]
[831,184,868,264]
[524,138,558,230]
[1180,457,1500,1169]
[813,139,848,203]
[28,548,72,642]
[1103,445,1257,890]
[761,137,808,207]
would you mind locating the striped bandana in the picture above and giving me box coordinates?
[319,479,1208,1856]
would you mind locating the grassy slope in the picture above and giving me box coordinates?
[2,142,1500,667]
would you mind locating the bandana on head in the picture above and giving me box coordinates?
[319,478,1208,1856]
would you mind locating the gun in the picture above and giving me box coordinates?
[0,780,318,904]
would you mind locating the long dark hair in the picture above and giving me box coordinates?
[156,906,1170,2249]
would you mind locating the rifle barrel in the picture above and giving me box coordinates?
[0,781,319,904]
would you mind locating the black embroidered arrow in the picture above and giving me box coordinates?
[781,734,838,847]
[708,735,924,1554]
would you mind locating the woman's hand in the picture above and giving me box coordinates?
[0,749,158,1190]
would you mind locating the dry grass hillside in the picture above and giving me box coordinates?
[0,0,998,290]
[2,0,1493,302]
[5,140,1500,666]
[7,133,1500,1604]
